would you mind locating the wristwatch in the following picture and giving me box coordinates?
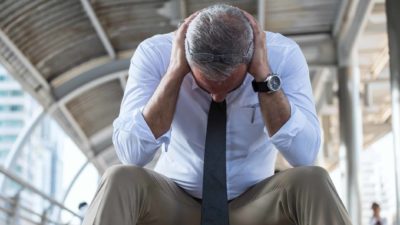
[252,74,282,93]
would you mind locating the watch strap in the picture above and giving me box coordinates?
[252,79,271,92]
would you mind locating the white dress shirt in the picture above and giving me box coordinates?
[113,31,321,200]
[370,217,388,225]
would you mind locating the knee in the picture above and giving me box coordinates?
[102,165,148,187]
[287,166,330,188]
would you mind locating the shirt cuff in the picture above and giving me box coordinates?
[269,101,307,152]
[114,108,172,153]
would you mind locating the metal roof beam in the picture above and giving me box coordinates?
[332,0,350,38]
[338,0,375,65]
[80,0,116,59]
[312,68,334,113]
[291,34,337,67]
[0,29,51,92]
[57,104,93,156]
[52,58,129,100]
[57,71,126,105]
[48,72,125,172]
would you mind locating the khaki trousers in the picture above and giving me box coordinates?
[82,165,352,225]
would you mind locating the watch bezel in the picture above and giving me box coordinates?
[266,75,281,92]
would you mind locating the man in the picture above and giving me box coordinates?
[370,202,388,225]
[83,4,352,225]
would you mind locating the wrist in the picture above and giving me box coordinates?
[252,65,272,82]
[167,64,189,79]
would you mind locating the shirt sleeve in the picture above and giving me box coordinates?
[270,42,321,166]
[112,41,171,166]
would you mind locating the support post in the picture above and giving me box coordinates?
[385,0,400,224]
[337,51,362,225]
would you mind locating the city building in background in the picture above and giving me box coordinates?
[0,66,62,223]
[0,66,99,224]
[0,66,25,162]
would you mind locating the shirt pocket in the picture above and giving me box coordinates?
[227,105,266,160]
[234,104,264,124]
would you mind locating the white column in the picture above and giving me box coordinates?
[385,0,400,223]
[337,51,362,225]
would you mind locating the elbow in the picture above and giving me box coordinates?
[112,128,154,167]
[295,131,321,166]
[291,146,319,166]
[284,127,321,167]
[288,146,319,167]
[112,128,134,165]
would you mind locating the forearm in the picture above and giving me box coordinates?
[258,90,291,136]
[142,68,185,139]
[253,65,291,136]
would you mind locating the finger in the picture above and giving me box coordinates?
[179,11,199,30]
[176,12,199,40]
[177,20,185,28]
[185,11,199,23]
[242,10,261,33]
[179,11,199,33]
[242,11,257,27]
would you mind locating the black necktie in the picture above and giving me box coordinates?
[201,100,229,225]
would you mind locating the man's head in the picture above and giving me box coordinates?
[185,4,254,101]
[372,202,381,216]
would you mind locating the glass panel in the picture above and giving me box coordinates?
[0,135,17,142]
[0,120,24,128]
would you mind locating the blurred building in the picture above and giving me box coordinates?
[0,66,25,162]
[0,66,64,224]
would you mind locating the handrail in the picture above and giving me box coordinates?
[0,165,82,220]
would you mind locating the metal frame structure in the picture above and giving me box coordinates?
[80,0,116,59]
[49,70,128,172]
[0,30,51,92]
[0,29,53,108]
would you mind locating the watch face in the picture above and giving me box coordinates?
[268,75,281,91]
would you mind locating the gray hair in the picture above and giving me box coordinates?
[185,4,254,81]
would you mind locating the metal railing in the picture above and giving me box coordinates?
[0,166,83,225]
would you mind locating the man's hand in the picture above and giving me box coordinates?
[169,13,199,77]
[242,11,271,82]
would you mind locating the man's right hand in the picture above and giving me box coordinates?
[143,12,199,139]
[168,13,199,77]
